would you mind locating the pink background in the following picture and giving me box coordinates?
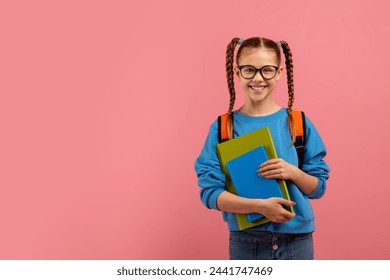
[1,0,389,259]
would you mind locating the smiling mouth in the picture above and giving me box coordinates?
[250,86,266,90]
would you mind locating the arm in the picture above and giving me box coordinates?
[258,159,318,195]
[258,117,330,198]
[217,191,296,223]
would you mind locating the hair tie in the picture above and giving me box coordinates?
[276,41,282,48]
[238,38,245,45]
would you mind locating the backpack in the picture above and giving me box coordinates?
[217,110,306,169]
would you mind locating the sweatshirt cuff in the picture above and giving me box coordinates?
[307,177,325,199]
[208,188,226,210]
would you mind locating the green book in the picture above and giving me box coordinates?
[216,126,294,230]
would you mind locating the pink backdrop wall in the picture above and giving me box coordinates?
[1,0,389,259]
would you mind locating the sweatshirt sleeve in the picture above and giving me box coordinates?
[302,117,331,199]
[194,121,226,210]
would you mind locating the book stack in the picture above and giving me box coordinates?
[216,127,294,230]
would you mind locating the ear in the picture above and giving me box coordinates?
[234,66,240,78]
[275,66,283,81]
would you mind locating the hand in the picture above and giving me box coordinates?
[259,197,296,223]
[258,158,298,181]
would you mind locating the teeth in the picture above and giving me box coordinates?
[251,86,265,90]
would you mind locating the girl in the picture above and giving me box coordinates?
[194,37,330,260]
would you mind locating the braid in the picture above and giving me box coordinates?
[279,41,296,143]
[226,38,240,114]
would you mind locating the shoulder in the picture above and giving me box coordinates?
[291,110,325,142]
[208,118,219,133]
[292,110,315,130]
[302,114,319,133]
[300,113,327,151]
[201,117,220,147]
[209,112,231,134]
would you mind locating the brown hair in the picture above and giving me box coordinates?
[225,37,296,143]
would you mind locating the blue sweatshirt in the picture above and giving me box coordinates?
[194,108,330,233]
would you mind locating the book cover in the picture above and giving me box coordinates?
[216,126,294,230]
[226,145,284,222]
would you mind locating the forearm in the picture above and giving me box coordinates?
[216,191,296,223]
[259,159,320,195]
[216,191,261,214]
[291,166,319,195]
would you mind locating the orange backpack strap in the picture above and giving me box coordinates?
[218,113,234,143]
[291,110,306,169]
[218,110,306,169]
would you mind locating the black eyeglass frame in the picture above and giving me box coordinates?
[237,65,279,80]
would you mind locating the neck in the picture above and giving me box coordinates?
[238,101,281,117]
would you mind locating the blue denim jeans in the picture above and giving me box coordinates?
[229,230,314,260]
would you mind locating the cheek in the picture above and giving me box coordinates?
[238,78,248,89]
[268,80,278,89]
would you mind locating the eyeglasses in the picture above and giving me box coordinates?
[237,65,279,80]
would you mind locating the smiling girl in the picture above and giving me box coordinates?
[194,37,330,260]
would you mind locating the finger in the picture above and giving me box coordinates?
[259,158,280,168]
[283,200,297,207]
[282,209,296,219]
[275,198,296,207]
[274,212,295,223]
[274,208,295,221]
[258,169,282,178]
[258,162,281,173]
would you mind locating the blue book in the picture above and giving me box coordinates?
[226,145,284,222]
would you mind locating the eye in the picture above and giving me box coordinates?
[243,66,255,73]
[263,67,275,73]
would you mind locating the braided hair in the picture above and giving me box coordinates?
[225,37,296,143]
